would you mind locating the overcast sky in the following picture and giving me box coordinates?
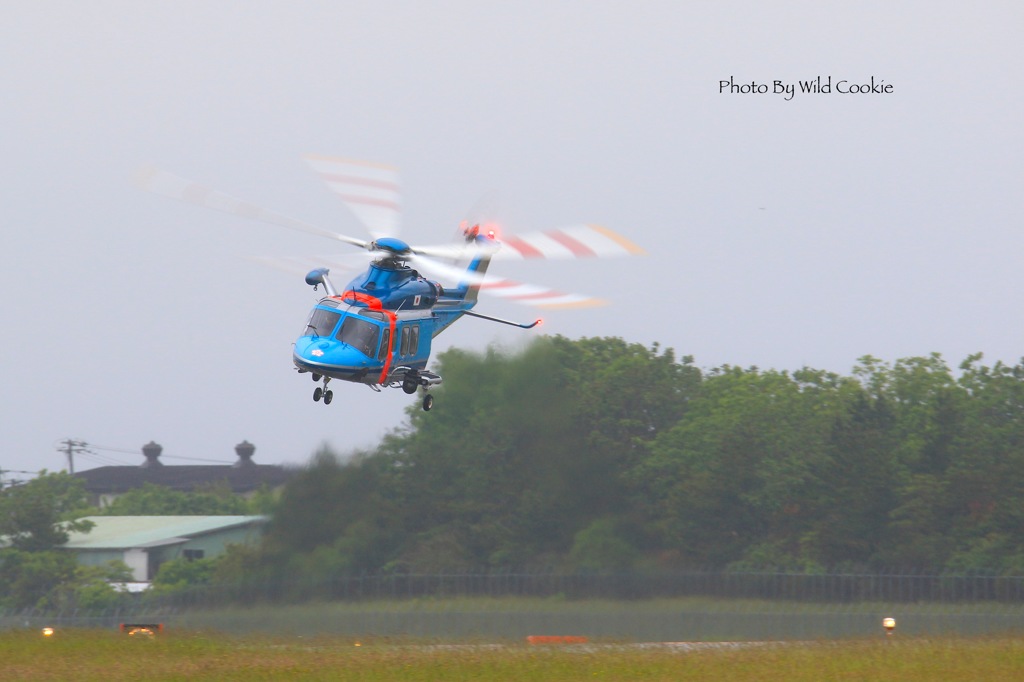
[2,2,1021,477]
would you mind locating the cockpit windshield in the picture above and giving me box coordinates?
[304,308,341,338]
[336,315,380,357]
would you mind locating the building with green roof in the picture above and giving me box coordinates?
[63,515,268,582]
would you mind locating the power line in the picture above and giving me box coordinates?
[161,454,234,465]
[87,443,144,456]
[0,468,41,489]
[56,439,237,469]
[88,443,231,464]
[75,450,134,467]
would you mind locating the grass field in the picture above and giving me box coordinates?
[2,629,1023,681]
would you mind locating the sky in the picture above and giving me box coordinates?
[2,1,1021,477]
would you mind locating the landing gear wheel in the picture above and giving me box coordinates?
[323,390,333,405]
[422,394,434,411]
[313,387,323,402]
[312,373,322,382]
[402,378,418,394]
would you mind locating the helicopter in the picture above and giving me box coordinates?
[139,155,644,411]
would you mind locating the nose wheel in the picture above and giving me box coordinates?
[312,377,333,405]
[421,393,434,411]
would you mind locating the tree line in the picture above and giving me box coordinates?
[243,338,1024,584]
[6,336,1024,608]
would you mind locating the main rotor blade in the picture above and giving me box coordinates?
[136,165,370,249]
[249,253,369,277]
[407,253,605,309]
[303,154,401,239]
[490,224,646,260]
[404,224,646,263]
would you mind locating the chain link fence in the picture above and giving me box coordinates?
[6,571,1024,640]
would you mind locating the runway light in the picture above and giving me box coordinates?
[120,622,163,636]
[883,617,896,635]
[526,635,589,645]
[41,627,55,637]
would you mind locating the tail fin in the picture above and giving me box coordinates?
[460,235,494,305]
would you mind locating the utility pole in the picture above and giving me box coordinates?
[56,439,89,474]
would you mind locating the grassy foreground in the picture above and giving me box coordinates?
[2,629,1024,681]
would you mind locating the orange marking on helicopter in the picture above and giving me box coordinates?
[340,290,397,384]
[545,230,596,257]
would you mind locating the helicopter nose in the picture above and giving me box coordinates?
[297,339,330,360]
[295,338,372,370]
[332,345,374,368]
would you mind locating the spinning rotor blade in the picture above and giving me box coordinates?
[474,277,606,309]
[406,253,605,309]
[249,253,368,277]
[404,224,645,262]
[490,224,646,260]
[136,165,370,249]
[304,155,401,239]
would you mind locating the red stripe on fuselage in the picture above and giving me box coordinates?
[337,291,396,384]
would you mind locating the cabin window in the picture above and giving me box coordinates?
[399,324,420,357]
[410,325,420,355]
[377,328,391,362]
[304,308,341,338]
[336,316,380,357]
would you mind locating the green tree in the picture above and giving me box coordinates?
[636,366,843,568]
[151,556,217,594]
[44,561,134,612]
[801,394,899,569]
[0,471,93,550]
[568,517,640,571]
[0,550,78,609]
[0,472,99,609]
[97,482,251,515]
[262,448,403,575]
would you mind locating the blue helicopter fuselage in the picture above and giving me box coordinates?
[292,257,473,387]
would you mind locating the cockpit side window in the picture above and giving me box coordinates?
[304,308,341,338]
[336,316,380,358]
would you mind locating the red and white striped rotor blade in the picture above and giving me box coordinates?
[492,224,645,261]
[304,154,401,238]
[405,254,605,309]
[477,278,607,309]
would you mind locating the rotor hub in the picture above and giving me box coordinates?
[370,237,411,255]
